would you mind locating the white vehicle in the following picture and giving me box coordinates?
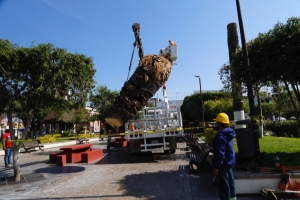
[124,85,184,154]
[0,127,23,139]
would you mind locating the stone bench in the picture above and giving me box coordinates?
[81,149,103,163]
[49,152,64,164]
[56,155,66,166]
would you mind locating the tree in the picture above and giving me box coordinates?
[272,85,293,119]
[0,40,95,181]
[223,17,300,125]
[89,85,119,123]
[180,92,231,122]
[227,23,244,117]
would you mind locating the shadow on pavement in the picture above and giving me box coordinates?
[95,149,188,165]
[34,166,85,174]
[95,151,156,164]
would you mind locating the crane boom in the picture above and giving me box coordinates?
[132,23,144,60]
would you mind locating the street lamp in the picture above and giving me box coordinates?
[195,75,204,126]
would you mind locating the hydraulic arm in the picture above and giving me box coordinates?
[132,23,144,60]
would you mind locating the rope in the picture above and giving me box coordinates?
[127,45,136,81]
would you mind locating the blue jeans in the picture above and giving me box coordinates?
[218,168,236,200]
[4,148,12,165]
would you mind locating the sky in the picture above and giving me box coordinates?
[0,0,299,101]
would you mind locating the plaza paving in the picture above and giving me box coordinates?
[0,139,290,200]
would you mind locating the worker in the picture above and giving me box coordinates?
[208,113,236,200]
[169,39,177,46]
[130,122,135,131]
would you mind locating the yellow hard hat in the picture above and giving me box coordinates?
[216,113,229,124]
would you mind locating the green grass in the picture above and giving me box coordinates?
[197,133,300,167]
[257,136,300,166]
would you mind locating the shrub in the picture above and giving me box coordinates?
[78,134,91,138]
[35,135,57,144]
[61,131,70,137]
[79,130,90,134]
[80,126,87,131]
[204,128,217,146]
[53,134,61,138]
[264,120,300,137]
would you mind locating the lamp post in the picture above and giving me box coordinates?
[195,75,204,126]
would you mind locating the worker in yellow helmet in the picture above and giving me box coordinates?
[208,113,236,200]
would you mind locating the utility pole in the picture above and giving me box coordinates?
[235,0,255,116]
[195,75,204,126]
[235,0,260,158]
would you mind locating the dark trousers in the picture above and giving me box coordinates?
[218,168,236,200]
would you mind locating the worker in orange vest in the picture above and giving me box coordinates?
[169,39,177,46]
[130,123,136,131]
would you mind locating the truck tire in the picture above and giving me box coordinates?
[170,149,176,154]
[164,150,169,154]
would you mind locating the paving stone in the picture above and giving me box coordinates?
[0,140,284,199]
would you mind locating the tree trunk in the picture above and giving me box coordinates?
[12,147,21,181]
[105,54,173,127]
[284,81,300,125]
[6,112,21,182]
[13,110,33,181]
[228,23,242,101]
[228,23,244,125]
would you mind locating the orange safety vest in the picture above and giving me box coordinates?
[130,124,135,131]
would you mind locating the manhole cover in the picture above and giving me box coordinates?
[23,173,46,182]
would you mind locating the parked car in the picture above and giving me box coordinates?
[275,117,286,121]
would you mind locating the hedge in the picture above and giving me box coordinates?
[264,120,300,137]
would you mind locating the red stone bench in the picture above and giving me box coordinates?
[49,152,64,164]
[81,149,103,163]
[60,144,92,163]
[56,155,66,166]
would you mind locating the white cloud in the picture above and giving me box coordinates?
[42,0,83,21]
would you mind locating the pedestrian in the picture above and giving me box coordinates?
[2,129,13,168]
[39,124,46,137]
[209,113,236,200]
